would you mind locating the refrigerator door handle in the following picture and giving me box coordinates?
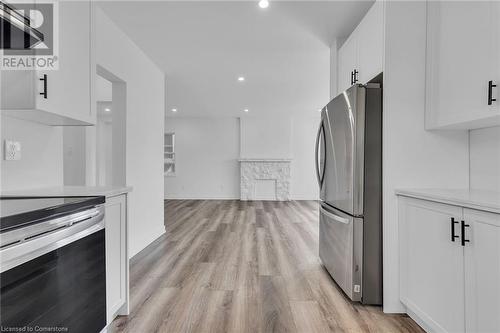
[320,205,350,224]
[315,121,323,187]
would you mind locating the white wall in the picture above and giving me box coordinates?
[63,127,86,186]
[95,7,165,258]
[96,118,113,186]
[164,117,240,200]
[330,39,338,99]
[164,116,320,200]
[470,126,500,192]
[1,116,63,190]
[382,1,469,312]
[240,117,292,159]
[291,115,320,200]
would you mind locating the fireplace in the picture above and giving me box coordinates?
[238,158,292,201]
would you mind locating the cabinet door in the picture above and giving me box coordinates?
[463,209,500,333]
[399,197,465,333]
[105,194,128,323]
[36,1,93,123]
[426,1,500,130]
[0,71,36,110]
[338,35,357,94]
[357,0,384,84]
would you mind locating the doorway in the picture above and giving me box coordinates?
[95,65,126,186]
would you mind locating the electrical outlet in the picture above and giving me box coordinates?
[4,140,21,161]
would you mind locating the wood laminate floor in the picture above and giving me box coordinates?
[110,200,423,333]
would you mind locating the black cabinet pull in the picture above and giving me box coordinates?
[488,80,496,105]
[461,220,470,246]
[353,69,359,83]
[40,74,47,99]
[350,71,354,85]
[450,217,459,242]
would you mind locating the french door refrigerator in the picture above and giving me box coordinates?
[315,83,382,305]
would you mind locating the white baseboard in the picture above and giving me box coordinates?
[164,196,319,201]
[164,196,239,200]
[129,227,165,259]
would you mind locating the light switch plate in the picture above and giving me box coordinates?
[4,140,21,160]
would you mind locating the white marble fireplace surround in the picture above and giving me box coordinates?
[238,158,292,201]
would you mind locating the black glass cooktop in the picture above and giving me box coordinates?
[0,196,105,233]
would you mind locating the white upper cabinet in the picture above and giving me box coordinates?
[463,209,500,333]
[356,0,384,84]
[338,36,357,94]
[0,1,94,125]
[425,1,500,130]
[337,0,384,95]
[36,1,93,124]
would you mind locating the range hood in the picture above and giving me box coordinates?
[0,1,44,50]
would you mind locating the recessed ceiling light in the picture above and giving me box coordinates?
[258,0,269,9]
[244,109,249,112]
[171,108,177,112]
[238,76,245,82]
[104,108,111,112]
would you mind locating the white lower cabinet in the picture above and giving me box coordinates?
[399,197,465,333]
[105,194,129,324]
[399,196,500,333]
[463,209,500,333]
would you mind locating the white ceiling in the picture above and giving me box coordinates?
[97,1,373,117]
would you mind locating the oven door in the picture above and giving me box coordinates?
[0,210,106,333]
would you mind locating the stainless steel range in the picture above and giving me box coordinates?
[0,196,107,333]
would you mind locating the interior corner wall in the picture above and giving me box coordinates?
[469,126,500,192]
[63,126,86,186]
[382,1,469,313]
[330,40,338,99]
[95,7,165,258]
[164,117,240,200]
[163,116,320,201]
[0,116,63,190]
[291,116,320,200]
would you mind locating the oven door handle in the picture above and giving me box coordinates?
[0,209,104,273]
[0,207,103,248]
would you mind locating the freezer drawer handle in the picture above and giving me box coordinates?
[320,206,349,224]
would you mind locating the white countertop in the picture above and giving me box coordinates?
[395,188,500,214]
[1,186,132,198]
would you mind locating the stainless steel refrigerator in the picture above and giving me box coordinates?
[315,83,382,305]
